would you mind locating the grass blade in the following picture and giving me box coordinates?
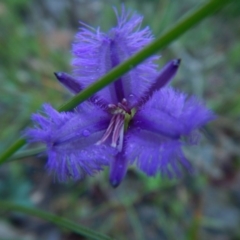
[0,201,113,240]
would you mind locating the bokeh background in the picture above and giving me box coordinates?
[1,0,240,239]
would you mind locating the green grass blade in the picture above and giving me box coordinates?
[0,201,113,240]
[8,146,46,161]
[0,138,26,164]
[0,0,232,164]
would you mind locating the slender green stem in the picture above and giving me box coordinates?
[0,0,232,164]
[0,138,26,164]
[8,146,46,161]
[0,201,113,240]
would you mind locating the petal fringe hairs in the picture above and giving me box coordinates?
[25,7,215,187]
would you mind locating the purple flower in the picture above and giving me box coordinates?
[26,8,215,187]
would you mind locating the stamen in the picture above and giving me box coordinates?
[96,115,116,145]
[117,124,124,152]
[117,99,131,114]
[97,98,131,150]
[111,114,125,147]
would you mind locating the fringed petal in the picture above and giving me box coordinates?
[71,8,158,105]
[135,87,215,137]
[125,87,215,178]
[125,129,193,177]
[24,103,115,181]
[46,139,115,182]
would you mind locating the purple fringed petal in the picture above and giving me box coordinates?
[124,87,215,177]
[134,87,215,138]
[125,129,192,177]
[25,103,115,181]
[46,138,115,182]
[27,104,72,143]
[179,95,216,131]
[71,8,158,106]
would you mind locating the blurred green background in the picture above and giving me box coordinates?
[0,0,240,239]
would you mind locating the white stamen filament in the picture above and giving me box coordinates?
[96,115,116,145]
[111,114,125,148]
[117,124,124,152]
[97,99,130,151]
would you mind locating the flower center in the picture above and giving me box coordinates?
[97,98,131,152]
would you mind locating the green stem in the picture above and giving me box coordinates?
[8,146,46,161]
[0,138,26,164]
[0,201,113,240]
[0,0,232,164]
